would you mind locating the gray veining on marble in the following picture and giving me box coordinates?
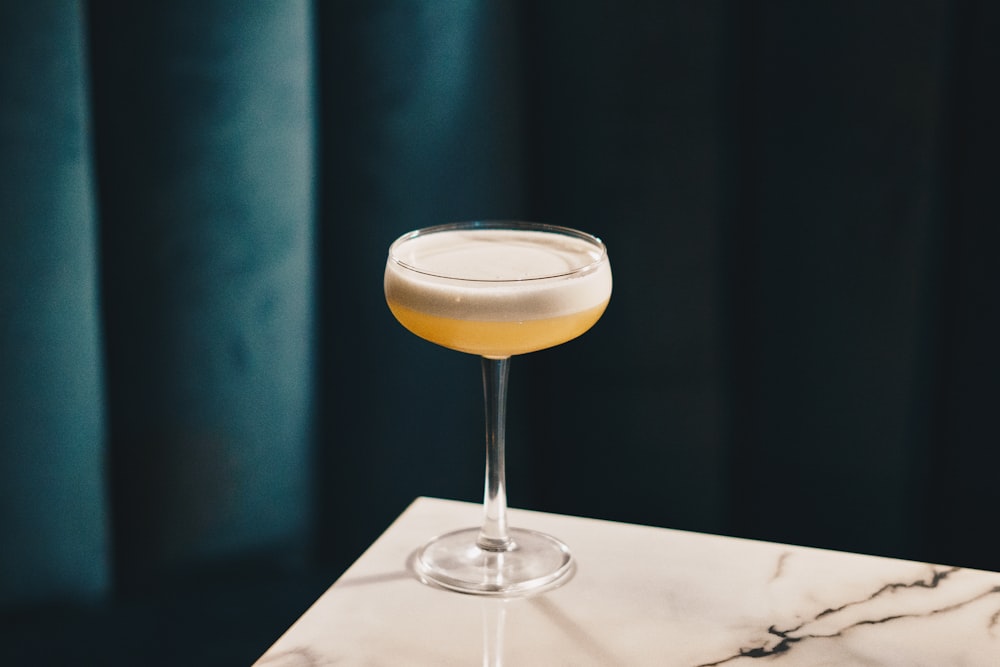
[256,497,1000,666]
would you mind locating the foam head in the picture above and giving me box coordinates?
[385,227,612,322]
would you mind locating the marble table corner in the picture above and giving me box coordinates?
[256,496,1000,666]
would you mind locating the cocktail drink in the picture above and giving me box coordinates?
[385,226,611,357]
[384,221,612,595]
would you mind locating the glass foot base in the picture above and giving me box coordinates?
[413,527,574,596]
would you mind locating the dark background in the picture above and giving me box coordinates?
[2,1,997,664]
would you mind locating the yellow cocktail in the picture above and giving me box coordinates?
[383,302,609,358]
[384,226,612,358]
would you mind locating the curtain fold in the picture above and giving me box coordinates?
[89,0,315,588]
[515,0,732,533]
[726,0,951,559]
[0,1,109,607]
[921,0,1000,568]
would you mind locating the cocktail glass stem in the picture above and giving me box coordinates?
[479,357,511,551]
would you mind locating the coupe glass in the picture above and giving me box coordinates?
[384,221,612,595]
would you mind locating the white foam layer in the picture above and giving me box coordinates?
[385,228,612,321]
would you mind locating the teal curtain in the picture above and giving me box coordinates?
[2,0,998,663]
[89,0,315,591]
[0,1,108,606]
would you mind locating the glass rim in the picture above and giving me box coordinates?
[387,220,608,282]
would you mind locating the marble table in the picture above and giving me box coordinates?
[255,497,1000,666]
